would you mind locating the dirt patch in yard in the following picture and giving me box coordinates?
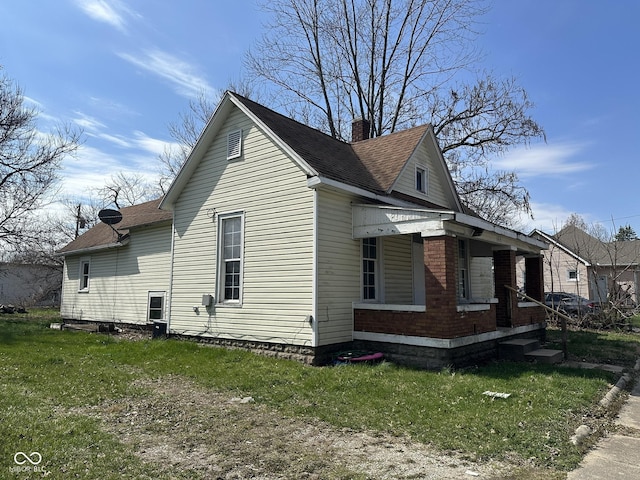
[72,374,513,479]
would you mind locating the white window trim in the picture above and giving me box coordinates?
[415,164,428,195]
[147,291,166,322]
[568,269,579,282]
[361,237,384,303]
[216,211,245,306]
[227,129,243,160]
[78,257,91,292]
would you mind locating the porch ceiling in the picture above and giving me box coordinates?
[352,204,547,254]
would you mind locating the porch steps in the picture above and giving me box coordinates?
[498,339,563,365]
[525,348,564,364]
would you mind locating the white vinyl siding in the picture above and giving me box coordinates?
[316,188,360,345]
[60,223,172,324]
[383,235,413,304]
[392,141,455,209]
[168,106,315,345]
[415,165,428,194]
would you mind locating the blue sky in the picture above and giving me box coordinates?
[0,0,638,235]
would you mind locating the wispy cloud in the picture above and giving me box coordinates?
[73,0,138,33]
[492,142,595,178]
[131,130,176,157]
[118,49,213,99]
[72,111,106,132]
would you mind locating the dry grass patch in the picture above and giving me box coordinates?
[72,374,511,479]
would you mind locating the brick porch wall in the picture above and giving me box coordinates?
[354,305,497,339]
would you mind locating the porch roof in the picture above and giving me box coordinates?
[352,204,547,254]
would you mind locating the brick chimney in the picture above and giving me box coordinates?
[351,117,371,143]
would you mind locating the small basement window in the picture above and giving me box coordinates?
[148,292,166,321]
[227,129,242,160]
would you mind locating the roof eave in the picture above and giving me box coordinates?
[55,237,131,257]
[455,212,548,251]
[308,175,425,208]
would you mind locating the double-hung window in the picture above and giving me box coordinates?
[362,237,378,301]
[218,213,244,304]
[458,239,469,300]
[79,258,90,292]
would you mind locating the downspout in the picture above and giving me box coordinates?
[166,212,176,333]
[311,189,319,347]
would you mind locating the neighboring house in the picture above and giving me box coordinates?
[58,91,548,368]
[0,263,62,307]
[528,226,640,306]
[57,199,173,324]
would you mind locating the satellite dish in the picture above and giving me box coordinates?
[98,209,123,225]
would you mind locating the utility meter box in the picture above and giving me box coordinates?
[201,294,213,306]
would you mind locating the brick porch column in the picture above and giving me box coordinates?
[525,255,544,302]
[424,235,457,336]
[493,248,517,327]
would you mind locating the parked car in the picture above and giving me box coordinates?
[544,292,599,316]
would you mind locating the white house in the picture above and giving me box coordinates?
[58,92,548,368]
[58,199,173,325]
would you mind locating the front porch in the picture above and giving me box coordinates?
[350,205,548,367]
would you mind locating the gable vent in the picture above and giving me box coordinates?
[227,129,242,160]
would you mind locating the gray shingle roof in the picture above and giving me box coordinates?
[554,225,640,266]
[57,198,171,255]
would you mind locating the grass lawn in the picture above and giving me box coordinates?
[1,310,638,479]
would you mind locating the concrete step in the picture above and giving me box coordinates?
[525,348,564,365]
[498,339,541,361]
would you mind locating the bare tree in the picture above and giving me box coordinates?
[0,68,81,255]
[97,171,161,209]
[245,0,544,225]
[157,92,219,192]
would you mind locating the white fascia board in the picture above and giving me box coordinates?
[454,212,548,251]
[160,92,318,211]
[228,94,318,178]
[55,238,130,257]
[160,95,233,211]
[307,176,422,208]
[352,204,455,239]
[426,127,464,212]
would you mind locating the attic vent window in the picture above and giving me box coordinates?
[416,165,428,194]
[227,129,242,160]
